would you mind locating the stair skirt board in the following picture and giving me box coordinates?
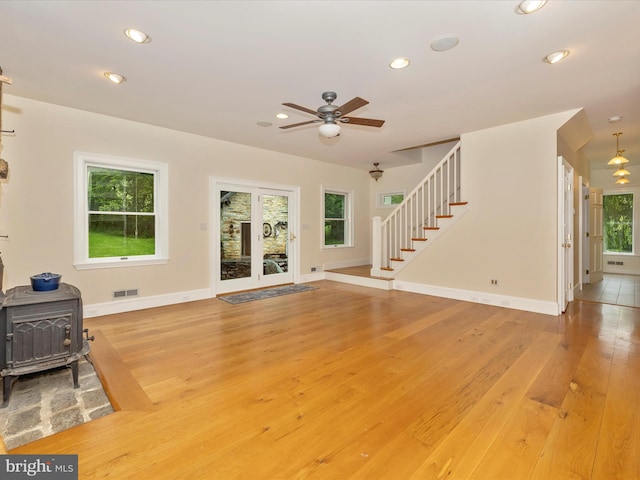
[374,202,471,278]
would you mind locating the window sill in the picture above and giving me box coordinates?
[323,245,353,250]
[74,257,169,270]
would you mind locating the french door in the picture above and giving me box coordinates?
[214,181,295,295]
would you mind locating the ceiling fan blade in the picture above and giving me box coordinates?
[279,120,321,129]
[337,97,369,116]
[342,117,385,127]
[282,103,318,116]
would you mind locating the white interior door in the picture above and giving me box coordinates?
[214,181,295,295]
[581,182,590,287]
[589,187,604,283]
[558,157,574,313]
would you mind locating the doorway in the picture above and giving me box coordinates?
[558,157,574,313]
[212,179,298,295]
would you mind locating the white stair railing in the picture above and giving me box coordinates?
[372,141,461,275]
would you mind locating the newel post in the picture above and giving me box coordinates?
[371,216,382,273]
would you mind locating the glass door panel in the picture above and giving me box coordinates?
[220,190,253,282]
[262,194,289,278]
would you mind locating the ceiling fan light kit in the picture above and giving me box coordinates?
[318,123,341,138]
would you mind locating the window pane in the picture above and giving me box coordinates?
[383,194,404,205]
[325,220,345,245]
[325,193,345,219]
[603,193,633,253]
[89,214,155,257]
[88,167,154,213]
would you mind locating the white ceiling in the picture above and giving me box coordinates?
[0,0,638,172]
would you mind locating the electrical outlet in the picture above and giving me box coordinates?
[490,279,498,286]
[311,267,317,272]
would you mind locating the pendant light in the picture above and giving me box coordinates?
[608,132,629,165]
[613,166,631,177]
[616,176,630,185]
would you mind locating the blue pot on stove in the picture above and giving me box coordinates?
[30,272,62,291]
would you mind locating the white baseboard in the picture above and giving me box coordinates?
[394,280,560,316]
[299,272,325,283]
[84,288,213,318]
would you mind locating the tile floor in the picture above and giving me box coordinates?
[575,273,640,308]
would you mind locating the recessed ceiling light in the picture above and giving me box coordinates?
[103,72,126,84]
[389,58,410,70]
[515,0,548,15]
[276,113,289,119]
[124,28,151,44]
[430,36,460,52]
[543,50,570,64]
[257,121,272,127]
[608,115,623,123]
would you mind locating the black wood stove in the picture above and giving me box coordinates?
[0,283,93,407]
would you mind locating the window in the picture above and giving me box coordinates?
[377,190,405,208]
[323,187,352,248]
[603,192,633,253]
[74,152,168,269]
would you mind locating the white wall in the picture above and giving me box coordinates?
[0,95,371,306]
[395,111,578,305]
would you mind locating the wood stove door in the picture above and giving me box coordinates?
[5,302,75,368]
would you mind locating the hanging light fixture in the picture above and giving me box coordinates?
[369,163,384,181]
[616,176,630,185]
[608,132,629,165]
[613,166,631,177]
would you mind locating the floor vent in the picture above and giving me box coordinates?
[113,289,139,299]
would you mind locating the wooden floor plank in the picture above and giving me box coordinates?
[469,398,558,480]
[410,330,561,479]
[591,335,640,479]
[4,282,638,480]
[529,314,617,479]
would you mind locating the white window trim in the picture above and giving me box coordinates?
[73,151,169,270]
[377,189,406,209]
[602,188,636,256]
[322,186,353,249]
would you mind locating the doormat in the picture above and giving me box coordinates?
[218,284,317,304]
[0,358,114,450]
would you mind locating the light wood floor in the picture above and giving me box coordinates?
[5,280,639,479]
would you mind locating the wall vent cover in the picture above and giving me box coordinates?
[113,289,139,299]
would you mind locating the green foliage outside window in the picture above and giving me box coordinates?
[88,167,156,258]
[324,192,346,246]
[603,193,633,253]
[383,194,404,206]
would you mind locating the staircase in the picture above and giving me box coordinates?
[371,141,468,278]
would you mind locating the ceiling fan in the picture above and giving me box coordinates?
[280,91,385,137]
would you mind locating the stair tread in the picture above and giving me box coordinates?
[424,227,440,230]
[390,257,405,262]
[449,201,468,206]
[411,238,428,241]
[400,248,416,252]
[381,267,394,271]
[436,215,454,219]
